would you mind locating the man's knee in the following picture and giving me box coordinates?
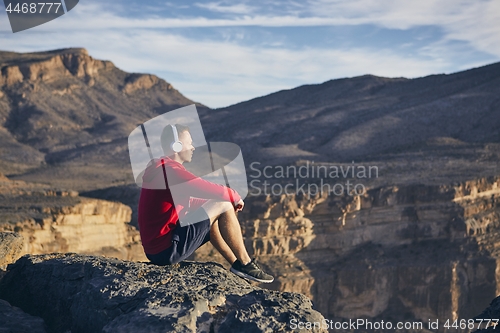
[208,200,233,216]
[218,201,234,213]
[205,201,234,224]
[203,200,233,213]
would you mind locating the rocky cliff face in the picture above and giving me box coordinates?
[0,254,327,333]
[0,232,23,267]
[0,48,202,189]
[0,48,176,94]
[0,176,145,261]
[0,48,106,87]
[192,176,500,331]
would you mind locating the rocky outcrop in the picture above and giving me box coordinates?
[0,48,110,87]
[474,296,500,332]
[0,177,146,261]
[123,73,173,94]
[0,254,327,333]
[0,232,23,267]
[0,299,47,333]
[0,64,23,86]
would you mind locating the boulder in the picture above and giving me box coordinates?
[0,254,326,333]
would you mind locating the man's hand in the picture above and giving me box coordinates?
[234,199,244,212]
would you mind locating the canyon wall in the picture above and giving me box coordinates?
[194,176,500,331]
[0,177,146,262]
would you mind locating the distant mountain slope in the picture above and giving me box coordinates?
[201,63,500,167]
[0,48,203,185]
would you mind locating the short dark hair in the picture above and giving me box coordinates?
[160,124,190,153]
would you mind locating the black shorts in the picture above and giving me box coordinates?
[146,208,211,266]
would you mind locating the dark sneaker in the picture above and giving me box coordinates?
[230,259,274,283]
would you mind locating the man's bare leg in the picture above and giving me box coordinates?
[199,200,274,283]
[202,200,251,265]
[217,208,252,265]
[210,220,237,264]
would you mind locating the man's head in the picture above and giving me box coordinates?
[160,124,195,163]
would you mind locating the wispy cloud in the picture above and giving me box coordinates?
[305,0,500,55]
[3,0,498,56]
[0,25,452,107]
[2,0,496,58]
[195,2,255,15]
[164,2,190,9]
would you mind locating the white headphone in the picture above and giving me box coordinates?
[170,124,183,153]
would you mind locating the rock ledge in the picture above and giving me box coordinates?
[0,254,326,333]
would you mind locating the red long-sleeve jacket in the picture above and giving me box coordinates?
[138,157,241,255]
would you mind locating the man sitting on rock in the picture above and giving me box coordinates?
[138,124,274,283]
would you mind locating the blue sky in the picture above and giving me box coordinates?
[1,0,499,108]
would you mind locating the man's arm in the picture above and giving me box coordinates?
[168,164,241,206]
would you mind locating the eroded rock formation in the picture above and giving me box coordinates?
[1,48,115,88]
[0,176,145,261]
[193,176,500,331]
[0,232,23,267]
[0,253,327,333]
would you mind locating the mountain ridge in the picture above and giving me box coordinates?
[0,48,499,190]
[201,60,500,180]
[0,47,204,187]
